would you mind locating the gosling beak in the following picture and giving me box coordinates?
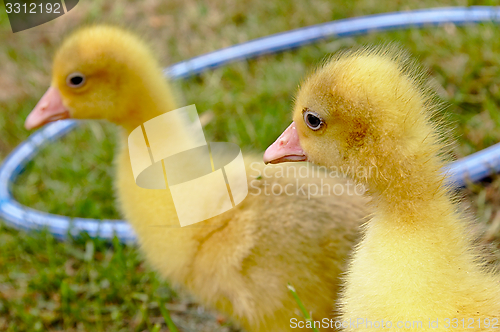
[263,122,307,164]
[25,86,70,130]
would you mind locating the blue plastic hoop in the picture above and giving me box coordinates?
[1,6,500,242]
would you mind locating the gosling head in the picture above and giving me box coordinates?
[25,25,170,131]
[264,47,436,183]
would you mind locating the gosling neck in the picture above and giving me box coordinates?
[354,132,450,221]
[117,72,178,134]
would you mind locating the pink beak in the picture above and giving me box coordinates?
[263,122,307,164]
[25,86,70,130]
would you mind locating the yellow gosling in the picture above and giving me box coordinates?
[265,46,500,331]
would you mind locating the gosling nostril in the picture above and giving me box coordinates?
[278,131,292,146]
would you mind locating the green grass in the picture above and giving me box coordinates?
[288,284,320,332]
[1,0,500,331]
[0,226,176,331]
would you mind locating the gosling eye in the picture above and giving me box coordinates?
[303,109,324,131]
[66,72,86,88]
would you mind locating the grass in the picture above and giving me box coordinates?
[288,284,320,332]
[1,0,500,331]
